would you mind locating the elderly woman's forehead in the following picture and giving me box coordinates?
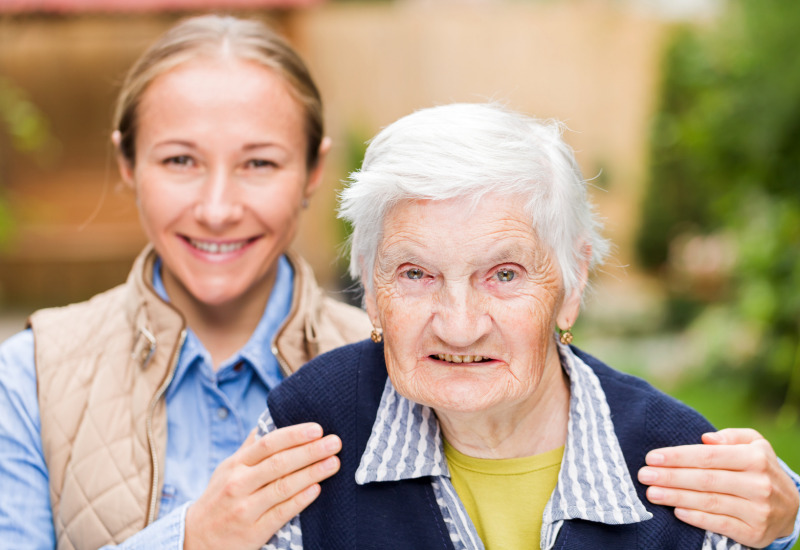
[383,194,531,224]
[378,196,545,251]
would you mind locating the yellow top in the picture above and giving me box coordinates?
[443,440,564,550]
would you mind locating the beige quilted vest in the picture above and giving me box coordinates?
[30,246,370,549]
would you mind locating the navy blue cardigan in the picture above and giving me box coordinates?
[268,340,713,549]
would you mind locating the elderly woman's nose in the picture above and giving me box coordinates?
[430,285,492,347]
[193,168,245,228]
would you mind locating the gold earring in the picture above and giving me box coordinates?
[370,327,383,343]
[559,327,573,345]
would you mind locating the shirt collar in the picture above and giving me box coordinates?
[152,255,294,392]
[354,343,652,530]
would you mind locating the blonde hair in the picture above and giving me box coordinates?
[113,14,323,167]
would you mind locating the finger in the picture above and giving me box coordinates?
[645,443,769,471]
[256,454,340,512]
[645,485,755,522]
[702,428,765,446]
[672,507,766,548]
[255,483,322,540]
[638,466,764,500]
[251,434,342,487]
[240,423,324,466]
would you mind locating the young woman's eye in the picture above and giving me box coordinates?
[163,155,194,168]
[404,268,425,280]
[495,269,516,282]
[246,159,276,169]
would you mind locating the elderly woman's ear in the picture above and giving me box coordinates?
[556,242,592,333]
[362,268,380,327]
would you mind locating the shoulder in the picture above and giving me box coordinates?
[268,339,385,427]
[0,328,34,366]
[28,283,131,338]
[27,284,132,364]
[314,293,372,349]
[26,247,153,341]
[572,346,714,449]
[285,250,370,337]
[319,294,371,330]
[0,329,37,402]
[271,339,378,403]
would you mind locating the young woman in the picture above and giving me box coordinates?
[0,14,797,550]
[0,15,371,550]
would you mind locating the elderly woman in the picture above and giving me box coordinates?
[257,103,799,549]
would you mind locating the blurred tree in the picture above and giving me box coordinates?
[638,1,800,423]
[0,76,57,247]
[331,127,370,306]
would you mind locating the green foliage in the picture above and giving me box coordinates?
[330,127,371,303]
[638,1,800,418]
[0,76,58,246]
[0,76,54,154]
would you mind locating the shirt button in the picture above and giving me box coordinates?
[216,407,229,420]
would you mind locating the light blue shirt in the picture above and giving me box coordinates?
[0,255,294,549]
[258,343,800,550]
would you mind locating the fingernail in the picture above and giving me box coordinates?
[305,424,323,438]
[704,432,722,443]
[647,452,664,465]
[324,435,341,452]
[639,468,658,483]
[321,456,339,471]
[648,487,664,501]
[674,508,688,520]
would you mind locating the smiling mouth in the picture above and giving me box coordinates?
[184,236,257,254]
[432,353,492,364]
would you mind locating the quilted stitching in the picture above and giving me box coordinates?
[30,247,371,549]
[32,249,181,549]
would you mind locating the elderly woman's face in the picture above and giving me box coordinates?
[368,194,579,416]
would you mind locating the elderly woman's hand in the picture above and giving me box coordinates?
[637,428,799,547]
[185,423,341,550]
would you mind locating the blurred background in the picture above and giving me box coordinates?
[1,0,798,508]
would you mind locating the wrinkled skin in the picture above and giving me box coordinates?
[365,195,582,459]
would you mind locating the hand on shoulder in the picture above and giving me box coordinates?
[184,423,341,550]
[638,428,800,548]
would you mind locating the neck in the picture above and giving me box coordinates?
[163,269,277,370]
[437,350,570,459]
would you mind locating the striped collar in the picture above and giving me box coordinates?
[354,343,652,545]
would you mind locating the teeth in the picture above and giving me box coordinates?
[435,354,486,363]
[190,239,248,254]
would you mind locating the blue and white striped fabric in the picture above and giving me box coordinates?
[258,343,745,549]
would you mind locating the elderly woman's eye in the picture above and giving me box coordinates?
[495,269,516,282]
[405,268,425,280]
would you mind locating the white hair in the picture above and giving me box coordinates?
[338,103,610,296]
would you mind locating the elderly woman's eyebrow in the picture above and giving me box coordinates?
[484,246,528,264]
[481,239,545,264]
[375,245,427,270]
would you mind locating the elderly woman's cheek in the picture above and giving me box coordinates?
[373,285,405,325]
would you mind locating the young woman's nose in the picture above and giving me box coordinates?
[192,167,244,229]
[430,283,492,348]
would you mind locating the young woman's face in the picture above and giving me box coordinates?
[119,57,324,309]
